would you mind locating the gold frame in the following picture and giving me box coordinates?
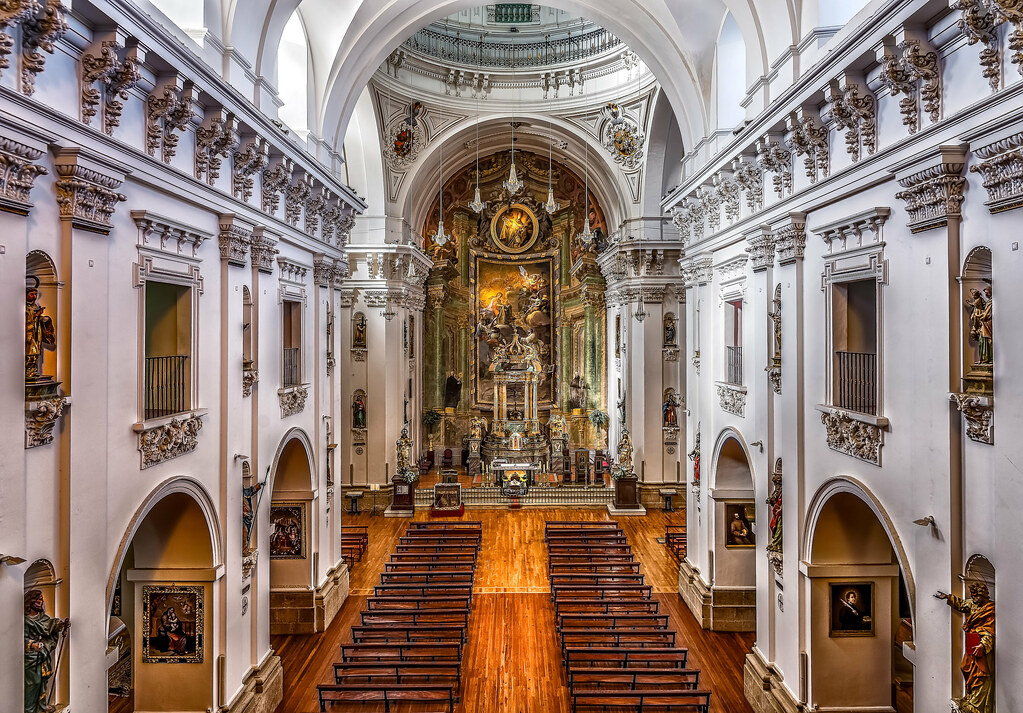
[141,584,204,664]
[490,203,539,254]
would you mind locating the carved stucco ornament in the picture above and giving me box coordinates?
[819,407,887,466]
[717,384,746,418]
[949,393,993,444]
[279,385,308,418]
[136,413,205,469]
[25,394,69,448]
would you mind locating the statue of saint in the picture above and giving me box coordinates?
[978,287,992,364]
[569,374,586,410]
[688,432,701,487]
[469,416,487,440]
[616,428,634,472]
[617,395,626,425]
[352,314,367,348]
[662,391,679,427]
[25,276,56,382]
[766,470,783,565]
[548,413,566,441]
[444,371,462,409]
[241,480,264,554]
[24,589,69,713]
[936,582,995,713]
[768,294,782,360]
[395,426,413,476]
[352,394,367,429]
[663,314,676,346]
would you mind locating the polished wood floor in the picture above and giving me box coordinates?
[273,508,754,713]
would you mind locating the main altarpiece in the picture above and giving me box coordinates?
[422,149,609,464]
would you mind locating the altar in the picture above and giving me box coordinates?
[491,460,542,493]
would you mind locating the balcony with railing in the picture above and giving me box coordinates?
[144,355,189,419]
[282,347,301,388]
[725,346,743,386]
[834,350,877,415]
[402,26,620,69]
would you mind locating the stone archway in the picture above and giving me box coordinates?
[803,478,915,711]
[106,481,220,712]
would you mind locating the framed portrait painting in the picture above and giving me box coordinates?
[829,582,875,637]
[724,502,755,548]
[141,585,203,663]
[269,503,306,559]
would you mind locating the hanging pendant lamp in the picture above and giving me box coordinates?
[577,139,594,246]
[435,138,450,246]
[468,34,487,213]
[543,114,560,214]
[503,120,523,194]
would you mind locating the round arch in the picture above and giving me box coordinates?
[708,426,755,492]
[398,112,630,236]
[105,476,223,615]
[802,476,916,617]
[266,427,318,497]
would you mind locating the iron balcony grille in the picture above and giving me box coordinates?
[493,3,533,23]
[282,347,301,387]
[144,354,188,419]
[835,350,877,415]
[403,27,620,68]
[726,346,743,386]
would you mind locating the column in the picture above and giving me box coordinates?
[428,286,446,410]
[583,290,597,409]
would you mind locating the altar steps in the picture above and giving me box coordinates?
[414,485,614,508]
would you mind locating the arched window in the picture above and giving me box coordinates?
[715,13,746,131]
[277,11,310,136]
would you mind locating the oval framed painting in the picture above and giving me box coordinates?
[491,203,539,254]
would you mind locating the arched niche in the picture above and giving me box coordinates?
[961,246,992,389]
[242,285,253,366]
[804,480,915,711]
[107,485,219,712]
[709,432,755,592]
[268,432,318,633]
[26,250,60,381]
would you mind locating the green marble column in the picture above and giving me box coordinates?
[584,297,597,409]
[458,321,469,411]
[431,304,446,409]
[560,321,572,411]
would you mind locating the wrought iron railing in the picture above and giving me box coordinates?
[282,347,301,387]
[403,27,620,68]
[144,354,188,419]
[726,346,743,385]
[493,4,534,23]
[835,350,877,415]
[414,485,613,508]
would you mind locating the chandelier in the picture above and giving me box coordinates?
[576,138,594,246]
[434,135,450,246]
[543,113,560,214]
[503,121,523,194]
[468,34,487,213]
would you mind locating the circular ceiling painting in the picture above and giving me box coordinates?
[491,203,539,254]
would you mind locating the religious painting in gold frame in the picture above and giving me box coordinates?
[471,256,556,409]
[490,203,539,254]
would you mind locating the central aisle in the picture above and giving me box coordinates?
[272,508,753,712]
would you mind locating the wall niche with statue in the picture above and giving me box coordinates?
[25,251,69,448]
[950,247,993,444]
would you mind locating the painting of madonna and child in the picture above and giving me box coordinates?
[142,585,204,663]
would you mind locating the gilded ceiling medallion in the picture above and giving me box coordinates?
[491,203,539,254]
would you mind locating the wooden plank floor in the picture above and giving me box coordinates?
[273,508,754,713]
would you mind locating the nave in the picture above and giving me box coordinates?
[272,509,753,713]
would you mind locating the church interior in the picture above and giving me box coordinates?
[4,1,1018,712]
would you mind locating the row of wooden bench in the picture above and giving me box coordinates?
[341,525,368,570]
[544,520,711,713]
[318,520,483,712]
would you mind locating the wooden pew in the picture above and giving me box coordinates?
[332,661,462,694]
[316,683,454,712]
[340,641,462,663]
[558,614,670,631]
[408,521,483,531]
[397,536,481,548]
[570,688,711,713]
[548,544,633,555]
[384,562,476,573]
[550,573,646,587]
[560,629,677,655]
[372,583,473,600]
[564,647,690,669]
[549,562,642,575]
[379,571,474,585]
[546,535,630,546]
[365,595,471,611]
[350,625,465,644]
[549,554,638,566]
[556,599,661,617]
[390,553,477,565]
[545,520,620,531]
[567,666,701,690]
[665,524,686,563]
[552,584,653,601]
[395,544,479,555]
[360,608,469,629]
